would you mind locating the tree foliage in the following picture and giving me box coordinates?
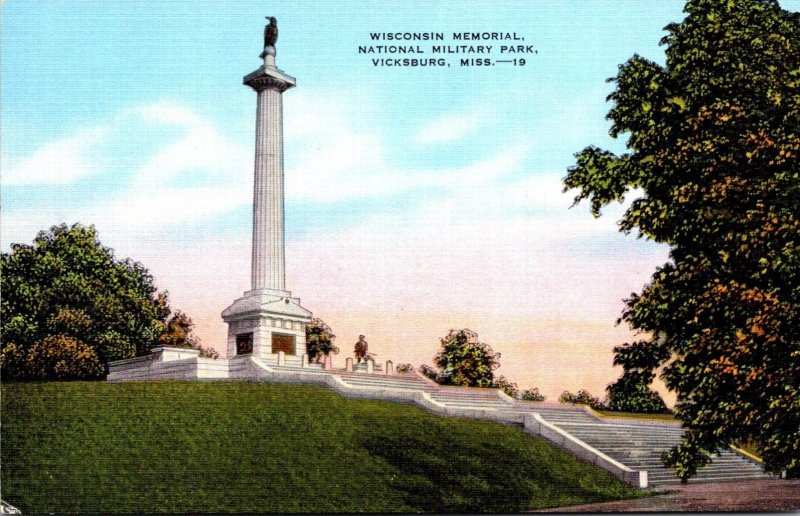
[395,363,415,374]
[424,329,502,388]
[559,389,606,410]
[305,317,338,363]
[159,310,219,359]
[605,341,670,413]
[519,387,547,402]
[0,223,205,379]
[492,376,519,398]
[563,0,800,479]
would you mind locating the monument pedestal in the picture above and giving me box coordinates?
[222,289,311,359]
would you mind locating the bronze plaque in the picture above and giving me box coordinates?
[271,333,295,355]
[236,333,253,355]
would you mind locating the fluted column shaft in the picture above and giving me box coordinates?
[251,86,285,291]
[244,50,294,292]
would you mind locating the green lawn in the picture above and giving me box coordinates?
[2,381,647,513]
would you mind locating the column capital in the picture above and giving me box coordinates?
[244,67,296,93]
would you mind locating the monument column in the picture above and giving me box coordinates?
[222,18,311,361]
[246,46,294,292]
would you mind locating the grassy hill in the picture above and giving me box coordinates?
[2,381,647,513]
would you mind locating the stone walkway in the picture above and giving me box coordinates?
[537,479,800,512]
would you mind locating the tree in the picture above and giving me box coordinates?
[563,0,800,479]
[423,329,502,388]
[159,310,219,359]
[605,341,671,413]
[0,223,193,379]
[519,387,546,402]
[305,317,338,363]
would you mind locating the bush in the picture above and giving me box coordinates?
[25,335,104,380]
[492,376,519,398]
[559,389,606,410]
[519,388,546,402]
[305,318,338,363]
[419,364,440,382]
[395,363,415,374]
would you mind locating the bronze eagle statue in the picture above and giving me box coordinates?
[264,17,278,48]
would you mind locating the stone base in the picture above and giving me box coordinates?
[222,289,312,359]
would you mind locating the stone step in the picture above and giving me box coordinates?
[336,373,428,383]
[337,378,437,390]
[648,471,770,482]
[270,366,330,375]
[560,428,681,436]
[627,457,757,469]
[337,374,429,382]
[429,395,506,402]
[584,442,681,450]
[432,400,510,407]
[556,432,681,443]
[500,410,597,421]
[558,422,683,431]
[569,430,684,438]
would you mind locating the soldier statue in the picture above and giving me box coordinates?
[354,335,368,363]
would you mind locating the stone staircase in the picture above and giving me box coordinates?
[322,369,773,488]
[555,421,770,485]
[215,356,777,488]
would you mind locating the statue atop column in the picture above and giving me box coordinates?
[264,17,278,48]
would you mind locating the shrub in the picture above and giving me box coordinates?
[519,387,546,402]
[395,363,415,373]
[305,318,338,363]
[419,364,440,382]
[492,376,519,398]
[25,335,104,380]
[559,389,606,410]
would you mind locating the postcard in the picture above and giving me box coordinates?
[2,1,798,512]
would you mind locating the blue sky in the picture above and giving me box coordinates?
[5,1,797,397]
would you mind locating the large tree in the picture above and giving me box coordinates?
[563,0,799,480]
[424,329,502,388]
[1,223,201,380]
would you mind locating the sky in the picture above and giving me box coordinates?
[6,1,798,402]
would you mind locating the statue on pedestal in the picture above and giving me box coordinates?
[354,335,368,363]
[264,16,278,48]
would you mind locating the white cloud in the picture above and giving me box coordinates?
[283,91,529,203]
[134,104,249,190]
[2,127,108,186]
[413,111,482,144]
[2,102,252,248]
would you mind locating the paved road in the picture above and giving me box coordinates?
[538,479,800,512]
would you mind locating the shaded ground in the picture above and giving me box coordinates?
[538,479,800,512]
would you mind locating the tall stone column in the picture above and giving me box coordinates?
[222,27,311,361]
[246,47,294,292]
